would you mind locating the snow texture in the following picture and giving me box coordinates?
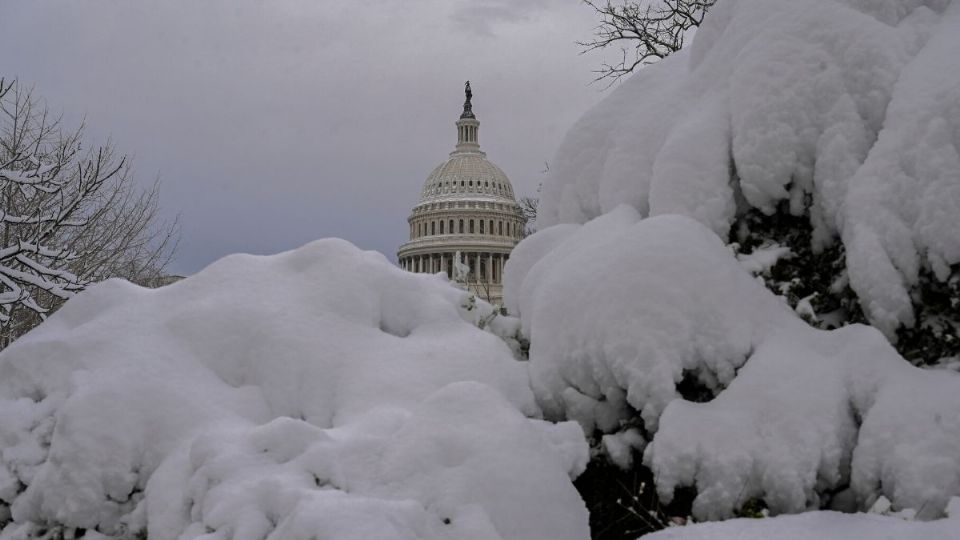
[506,212,960,520]
[646,509,960,540]
[539,0,960,337]
[0,239,589,540]
[735,244,792,276]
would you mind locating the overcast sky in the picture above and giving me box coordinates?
[1,0,616,274]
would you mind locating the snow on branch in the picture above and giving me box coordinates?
[0,79,177,347]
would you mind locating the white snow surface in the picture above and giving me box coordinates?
[646,510,960,540]
[539,0,960,337]
[0,239,589,540]
[505,212,960,520]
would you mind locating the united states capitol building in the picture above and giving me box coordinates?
[397,82,525,305]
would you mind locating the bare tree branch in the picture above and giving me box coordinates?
[0,80,179,348]
[579,0,716,86]
[519,196,539,237]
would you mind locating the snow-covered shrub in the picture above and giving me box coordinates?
[731,205,865,331]
[645,507,960,540]
[505,212,960,521]
[538,0,960,363]
[457,293,529,359]
[0,239,589,540]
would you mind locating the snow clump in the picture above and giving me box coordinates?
[505,212,960,520]
[0,239,589,540]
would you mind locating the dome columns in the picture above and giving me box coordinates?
[456,118,480,152]
[400,250,510,285]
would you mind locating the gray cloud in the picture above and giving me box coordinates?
[1,0,615,274]
[450,0,557,35]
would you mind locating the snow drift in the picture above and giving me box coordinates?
[505,211,960,520]
[0,239,589,540]
[539,0,960,338]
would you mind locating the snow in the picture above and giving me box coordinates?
[501,0,960,528]
[735,244,792,276]
[0,239,589,540]
[794,293,818,321]
[646,509,960,540]
[538,0,960,338]
[600,428,645,470]
[507,209,790,433]
[3,0,959,536]
[512,0,960,519]
[649,324,960,520]
[505,212,960,520]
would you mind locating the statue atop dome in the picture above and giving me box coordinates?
[460,80,475,119]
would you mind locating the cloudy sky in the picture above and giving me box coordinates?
[1,0,616,274]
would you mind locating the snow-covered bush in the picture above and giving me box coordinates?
[539,0,960,364]
[645,506,960,540]
[505,212,960,521]
[0,239,589,540]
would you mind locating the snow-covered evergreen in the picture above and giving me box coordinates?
[501,0,960,533]
[539,0,960,360]
[505,209,960,521]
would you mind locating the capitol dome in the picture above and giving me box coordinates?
[397,82,526,305]
[418,150,517,203]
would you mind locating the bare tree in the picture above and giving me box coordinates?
[519,196,539,237]
[0,79,177,347]
[580,0,716,85]
[519,179,542,238]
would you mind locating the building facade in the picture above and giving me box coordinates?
[397,82,525,305]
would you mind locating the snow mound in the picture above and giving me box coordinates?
[646,509,960,540]
[539,0,960,336]
[507,208,791,433]
[506,213,960,519]
[0,239,589,540]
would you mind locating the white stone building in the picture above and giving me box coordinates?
[397,82,525,305]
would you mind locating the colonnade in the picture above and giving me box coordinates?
[400,251,508,284]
